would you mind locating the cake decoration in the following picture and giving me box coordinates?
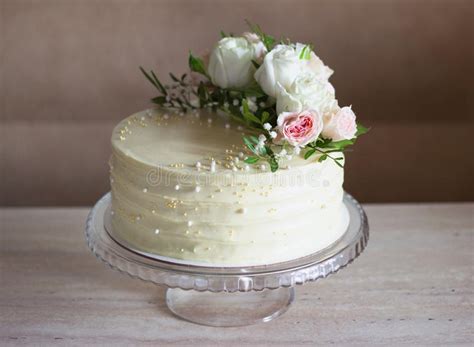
[140,22,368,172]
[106,22,366,266]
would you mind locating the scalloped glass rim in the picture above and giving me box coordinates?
[85,192,369,292]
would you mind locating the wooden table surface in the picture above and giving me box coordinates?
[1,203,473,346]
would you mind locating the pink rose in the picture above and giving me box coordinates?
[322,106,357,141]
[276,110,323,147]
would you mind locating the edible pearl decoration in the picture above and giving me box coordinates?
[175,185,180,190]
[154,229,160,234]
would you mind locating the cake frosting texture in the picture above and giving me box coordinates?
[109,109,349,266]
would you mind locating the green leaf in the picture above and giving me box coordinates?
[244,156,259,164]
[356,123,369,137]
[328,139,355,149]
[261,111,270,124]
[243,136,257,154]
[318,154,328,163]
[249,135,260,145]
[298,44,312,60]
[304,148,316,159]
[220,30,228,38]
[269,157,279,172]
[169,73,180,82]
[242,99,262,125]
[140,66,158,89]
[150,70,167,95]
[262,35,275,50]
[140,67,167,95]
[259,145,268,156]
[240,84,265,98]
[188,52,208,77]
[151,96,167,104]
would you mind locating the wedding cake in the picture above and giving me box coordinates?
[108,23,367,266]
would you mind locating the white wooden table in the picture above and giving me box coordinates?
[1,203,473,346]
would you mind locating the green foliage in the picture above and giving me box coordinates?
[188,52,208,78]
[298,44,312,60]
[244,156,259,164]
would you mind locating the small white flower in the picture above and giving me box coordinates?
[293,146,301,155]
[279,149,287,157]
[246,98,258,112]
[225,123,230,129]
[238,152,244,158]
[259,102,266,108]
[233,99,239,106]
[269,131,277,139]
[258,134,266,143]
[263,123,272,131]
[223,102,229,108]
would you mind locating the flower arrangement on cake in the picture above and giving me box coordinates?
[140,22,368,172]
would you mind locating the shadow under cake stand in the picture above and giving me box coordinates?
[85,192,369,327]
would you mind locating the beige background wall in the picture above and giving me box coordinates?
[1,0,473,206]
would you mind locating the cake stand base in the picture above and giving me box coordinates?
[166,287,295,327]
[86,192,369,326]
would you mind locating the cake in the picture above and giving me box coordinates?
[109,109,349,266]
[108,23,367,266]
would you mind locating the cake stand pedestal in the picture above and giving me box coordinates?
[85,193,369,327]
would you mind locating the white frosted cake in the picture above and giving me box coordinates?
[109,109,349,266]
[108,23,368,266]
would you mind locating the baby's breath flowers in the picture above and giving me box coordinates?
[140,21,368,172]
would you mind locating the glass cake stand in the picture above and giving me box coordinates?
[85,192,369,327]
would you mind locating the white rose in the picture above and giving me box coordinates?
[254,44,303,97]
[276,73,338,115]
[294,43,333,80]
[322,106,357,141]
[208,37,256,89]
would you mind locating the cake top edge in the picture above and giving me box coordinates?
[111,108,345,177]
